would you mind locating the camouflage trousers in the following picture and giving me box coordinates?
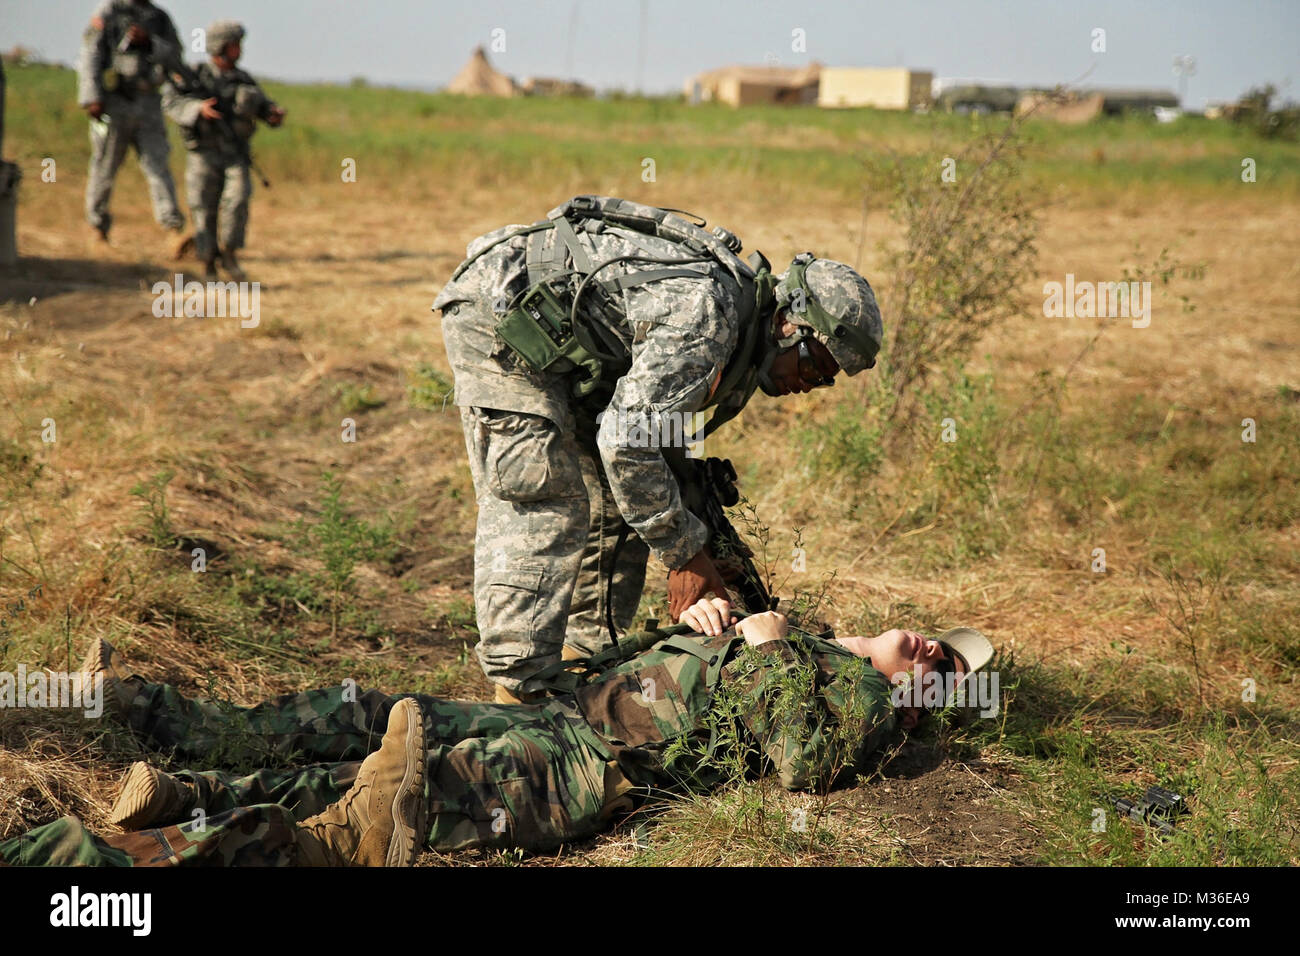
[184,148,253,262]
[85,92,184,234]
[460,405,650,693]
[0,808,302,867]
[0,676,639,865]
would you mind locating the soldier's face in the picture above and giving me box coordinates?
[218,41,242,65]
[837,629,964,729]
[764,317,839,396]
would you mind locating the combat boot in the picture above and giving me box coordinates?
[294,697,427,866]
[220,248,247,281]
[78,637,138,721]
[110,761,198,830]
[171,232,195,261]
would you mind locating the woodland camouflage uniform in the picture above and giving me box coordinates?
[0,623,896,865]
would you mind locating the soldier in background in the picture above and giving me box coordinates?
[162,20,285,279]
[76,0,186,245]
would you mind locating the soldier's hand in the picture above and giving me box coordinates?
[267,105,286,127]
[680,597,736,637]
[85,101,105,119]
[126,24,150,46]
[736,611,789,647]
[199,98,223,120]
[667,550,730,622]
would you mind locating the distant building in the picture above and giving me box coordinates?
[447,46,517,97]
[520,77,594,98]
[685,63,822,107]
[1017,87,1180,122]
[935,83,1023,114]
[1093,88,1180,114]
[818,67,933,110]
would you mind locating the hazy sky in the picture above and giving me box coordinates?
[7,0,1296,108]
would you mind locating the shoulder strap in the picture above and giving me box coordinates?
[548,195,756,289]
[449,220,553,283]
[659,633,747,689]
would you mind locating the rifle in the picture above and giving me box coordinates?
[1114,785,1188,836]
[151,40,271,187]
[666,449,775,614]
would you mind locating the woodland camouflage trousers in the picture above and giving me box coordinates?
[1,676,640,866]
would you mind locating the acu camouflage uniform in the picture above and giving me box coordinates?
[76,0,186,234]
[434,198,760,694]
[161,27,279,264]
[0,624,896,865]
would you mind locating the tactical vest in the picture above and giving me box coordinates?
[101,7,170,96]
[450,196,777,437]
[177,64,258,151]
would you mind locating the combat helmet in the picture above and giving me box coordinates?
[206,20,245,56]
[772,253,883,374]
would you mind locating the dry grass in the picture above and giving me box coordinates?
[1,77,1297,864]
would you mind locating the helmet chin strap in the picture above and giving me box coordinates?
[756,350,781,396]
[756,312,811,395]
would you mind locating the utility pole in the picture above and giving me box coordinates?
[1172,55,1197,108]
[565,1,579,80]
[635,0,647,95]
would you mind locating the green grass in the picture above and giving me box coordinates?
[8,63,1300,197]
[948,653,1300,865]
[2,58,1297,865]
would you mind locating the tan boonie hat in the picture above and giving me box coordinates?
[935,627,995,706]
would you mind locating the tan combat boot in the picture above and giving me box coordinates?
[220,248,247,281]
[78,637,138,721]
[171,232,195,261]
[294,697,427,866]
[110,761,198,830]
[560,645,586,662]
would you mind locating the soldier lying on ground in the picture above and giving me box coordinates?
[0,601,992,866]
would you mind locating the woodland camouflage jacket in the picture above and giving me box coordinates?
[574,624,899,794]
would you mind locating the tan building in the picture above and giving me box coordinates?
[520,77,594,98]
[685,63,822,107]
[818,67,933,110]
[447,46,517,97]
[1016,88,1180,123]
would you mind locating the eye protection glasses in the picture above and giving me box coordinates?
[796,338,836,388]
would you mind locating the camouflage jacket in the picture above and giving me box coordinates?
[162,62,277,154]
[573,625,898,793]
[433,206,755,570]
[77,0,182,105]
